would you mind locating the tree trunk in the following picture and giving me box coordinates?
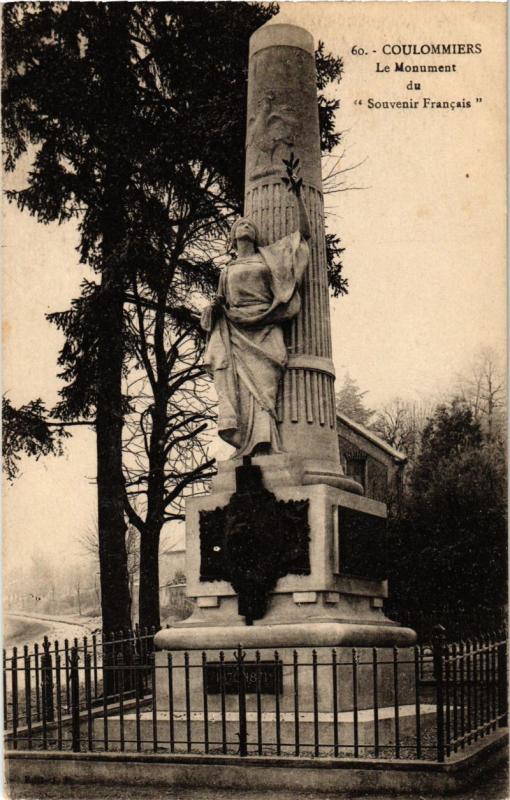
[138,524,161,632]
[137,282,169,632]
[96,259,131,636]
[93,6,135,640]
[138,394,167,632]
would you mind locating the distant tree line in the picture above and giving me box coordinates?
[335,348,507,640]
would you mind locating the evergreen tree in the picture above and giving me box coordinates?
[387,400,507,639]
[2,397,69,481]
[336,372,373,426]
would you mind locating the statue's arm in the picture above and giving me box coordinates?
[282,153,311,240]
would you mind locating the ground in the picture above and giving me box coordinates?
[5,759,509,800]
[4,612,102,654]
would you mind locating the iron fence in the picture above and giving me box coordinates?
[3,627,507,763]
[3,625,156,744]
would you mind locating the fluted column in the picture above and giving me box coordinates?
[245,23,358,490]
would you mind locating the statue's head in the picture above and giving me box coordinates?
[230,217,260,251]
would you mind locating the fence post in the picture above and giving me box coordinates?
[42,638,55,723]
[236,644,248,756]
[70,646,81,753]
[24,646,33,750]
[498,633,507,728]
[11,647,18,749]
[433,624,446,763]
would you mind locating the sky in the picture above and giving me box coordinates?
[2,2,506,579]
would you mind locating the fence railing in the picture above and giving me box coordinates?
[433,627,508,761]
[3,627,507,762]
[3,625,156,742]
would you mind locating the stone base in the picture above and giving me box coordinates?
[152,638,419,738]
[7,731,509,796]
[156,470,417,730]
[184,483,390,621]
[162,479,416,649]
[93,704,437,755]
[154,620,416,651]
[159,588,407,634]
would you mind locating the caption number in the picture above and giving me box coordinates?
[351,45,367,56]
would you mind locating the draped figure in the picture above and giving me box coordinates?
[202,231,309,456]
[201,163,311,457]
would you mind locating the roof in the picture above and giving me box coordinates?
[337,412,408,463]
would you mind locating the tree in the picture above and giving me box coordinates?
[335,372,373,426]
[79,517,140,621]
[3,2,348,633]
[456,346,506,442]
[3,2,158,633]
[370,397,433,468]
[387,399,507,638]
[2,397,69,481]
[411,400,482,483]
[122,287,216,629]
[118,34,348,629]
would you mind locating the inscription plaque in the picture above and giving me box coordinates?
[204,660,283,695]
[338,506,388,580]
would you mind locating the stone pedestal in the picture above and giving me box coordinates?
[155,475,415,651]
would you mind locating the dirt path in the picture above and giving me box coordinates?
[4,611,101,652]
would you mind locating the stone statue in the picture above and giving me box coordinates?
[201,156,311,457]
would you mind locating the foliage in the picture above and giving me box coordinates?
[2,396,70,481]
[387,400,507,639]
[3,0,349,438]
[336,372,373,426]
[325,233,348,297]
[408,400,482,493]
[3,2,281,633]
[315,41,343,155]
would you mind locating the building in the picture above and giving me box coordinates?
[159,525,186,587]
[337,413,407,508]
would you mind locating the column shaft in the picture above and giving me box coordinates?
[245,24,354,487]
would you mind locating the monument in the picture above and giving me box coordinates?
[153,23,416,741]
[155,22,415,651]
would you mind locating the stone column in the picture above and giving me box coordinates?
[245,24,355,490]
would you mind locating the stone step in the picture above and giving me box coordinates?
[93,704,438,754]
